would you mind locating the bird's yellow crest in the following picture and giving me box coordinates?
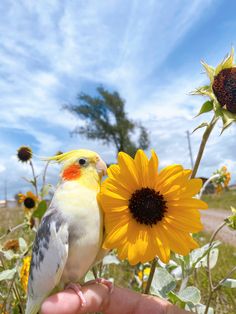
[44,149,99,164]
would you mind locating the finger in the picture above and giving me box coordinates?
[40,283,110,314]
[40,289,81,314]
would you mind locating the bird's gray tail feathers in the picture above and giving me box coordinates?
[25,297,43,314]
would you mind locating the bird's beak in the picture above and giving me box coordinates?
[96,159,107,177]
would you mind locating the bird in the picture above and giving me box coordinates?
[25,149,107,314]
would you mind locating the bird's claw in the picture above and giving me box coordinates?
[65,283,87,307]
[85,278,114,293]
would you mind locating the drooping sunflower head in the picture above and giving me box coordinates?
[3,239,19,252]
[212,166,231,192]
[225,206,236,230]
[193,48,236,132]
[19,191,38,211]
[99,150,208,265]
[17,146,33,162]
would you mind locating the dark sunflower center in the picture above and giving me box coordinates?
[212,67,236,113]
[24,197,35,209]
[17,147,32,162]
[128,187,167,226]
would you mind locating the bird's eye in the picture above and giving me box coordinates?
[78,158,86,166]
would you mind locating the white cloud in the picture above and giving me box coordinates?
[1,0,235,199]
[0,164,6,173]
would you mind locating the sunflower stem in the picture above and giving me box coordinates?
[207,221,226,289]
[204,221,226,314]
[42,161,50,192]
[0,222,28,241]
[191,116,218,179]
[144,258,157,294]
[29,160,39,197]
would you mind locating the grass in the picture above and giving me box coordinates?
[0,206,25,242]
[192,232,236,314]
[202,189,236,210]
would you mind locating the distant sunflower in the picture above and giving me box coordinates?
[99,150,207,265]
[19,191,38,211]
[3,239,19,252]
[137,266,151,289]
[20,256,31,292]
[193,48,236,131]
[17,146,32,162]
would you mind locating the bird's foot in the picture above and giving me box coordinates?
[84,278,114,293]
[65,283,87,307]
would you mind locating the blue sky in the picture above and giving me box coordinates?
[0,0,236,199]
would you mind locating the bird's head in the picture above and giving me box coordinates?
[45,149,107,189]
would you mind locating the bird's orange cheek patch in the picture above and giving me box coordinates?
[62,164,81,181]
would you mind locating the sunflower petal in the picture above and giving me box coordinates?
[103,222,128,248]
[180,178,203,198]
[107,164,120,179]
[134,149,149,186]
[155,165,183,190]
[168,198,208,209]
[148,150,159,187]
[118,152,139,189]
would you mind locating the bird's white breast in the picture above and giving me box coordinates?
[53,181,103,284]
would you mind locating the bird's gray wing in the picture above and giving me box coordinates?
[26,209,68,314]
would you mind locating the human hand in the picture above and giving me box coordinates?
[40,283,189,314]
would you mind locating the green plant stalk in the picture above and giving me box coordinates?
[191,116,218,179]
[144,258,157,294]
[204,221,227,314]
[0,254,24,313]
[30,160,39,197]
[42,161,50,192]
[0,222,28,241]
[217,265,236,289]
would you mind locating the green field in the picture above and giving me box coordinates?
[202,189,236,210]
[0,206,236,313]
[193,232,236,314]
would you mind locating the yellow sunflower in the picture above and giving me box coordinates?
[19,191,38,211]
[20,256,31,292]
[99,150,208,265]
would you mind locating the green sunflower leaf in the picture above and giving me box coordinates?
[201,61,215,83]
[33,200,47,219]
[3,250,19,261]
[190,240,221,270]
[215,48,234,76]
[187,303,214,314]
[19,237,27,253]
[195,100,213,117]
[151,267,176,298]
[84,270,95,282]
[178,286,201,305]
[167,291,186,307]
[40,184,53,198]
[0,268,17,281]
[103,255,120,265]
[192,122,208,133]
[221,109,236,134]
[191,85,211,96]
[220,278,236,288]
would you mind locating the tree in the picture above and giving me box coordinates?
[65,87,150,157]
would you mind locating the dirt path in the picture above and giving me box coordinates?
[201,208,236,246]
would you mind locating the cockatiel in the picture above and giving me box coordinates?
[25,149,107,314]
